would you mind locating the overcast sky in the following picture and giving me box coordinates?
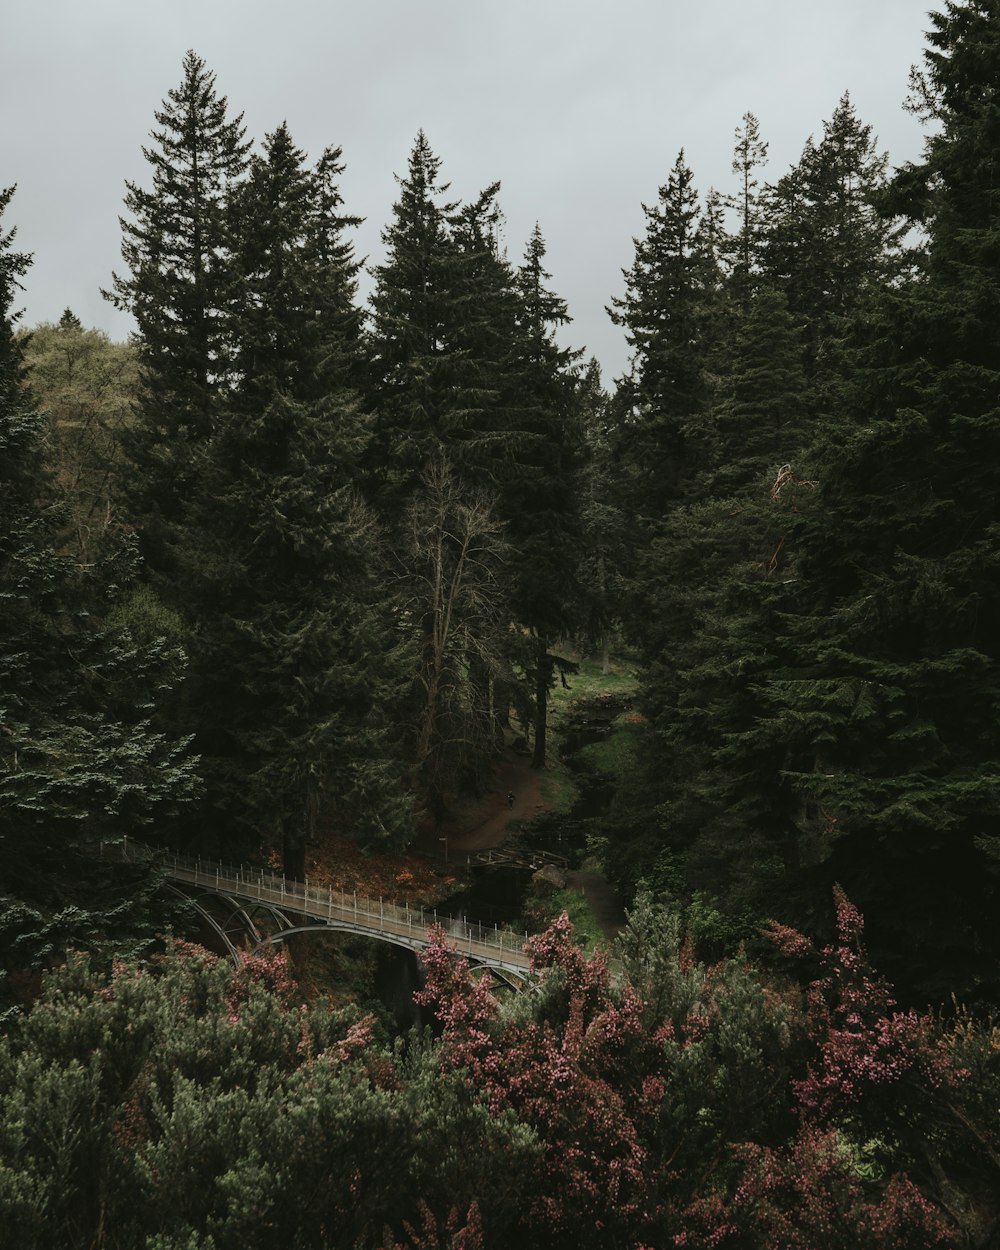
[3,0,934,382]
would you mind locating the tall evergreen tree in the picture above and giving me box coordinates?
[366,131,464,506]
[508,226,583,767]
[635,7,1000,1001]
[764,0,1000,1001]
[181,125,411,871]
[606,150,730,720]
[609,151,720,529]
[758,93,902,415]
[608,283,811,905]
[728,111,770,293]
[104,50,250,582]
[368,135,532,809]
[575,359,626,674]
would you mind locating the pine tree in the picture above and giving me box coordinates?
[104,50,251,583]
[759,93,902,416]
[650,7,1000,1001]
[575,359,627,674]
[607,284,811,906]
[368,135,532,809]
[181,125,411,870]
[507,226,583,767]
[366,130,464,506]
[707,284,808,495]
[728,111,770,293]
[767,0,1000,1001]
[609,151,719,528]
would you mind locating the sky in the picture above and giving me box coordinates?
[2,0,934,383]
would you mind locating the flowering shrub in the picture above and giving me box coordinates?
[765,887,964,1126]
[417,894,967,1248]
[378,1200,485,1250]
[675,1126,953,1249]
[417,914,659,1243]
[4,897,987,1248]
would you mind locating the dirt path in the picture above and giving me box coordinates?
[441,750,552,854]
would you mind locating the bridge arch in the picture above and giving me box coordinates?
[261,921,529,987]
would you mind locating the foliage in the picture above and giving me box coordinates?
[0,943,539,1250]
[6,897,1000,1247]
[575,718,641,781]
[0,188,197,1009]
[606,6,1000,1009]
[104,49,251,582]
[523,886,607,953]
[176,120,412,868]
[18,312,139,568]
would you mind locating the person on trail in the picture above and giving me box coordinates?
[506,790,515,810]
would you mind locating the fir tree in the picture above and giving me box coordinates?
[508,226,583,767]
[609,150,719,527]
[181,125,411,870]
[759,93,902,416]
[728,110,770,293]
[104,50,251,583]
[367,135,529,808]
[366,130,464,506]
[644,8,1000,1001]
[770,0,1000,1001]
[575,359,627,673]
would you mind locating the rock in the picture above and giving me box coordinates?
[532,863,568,894]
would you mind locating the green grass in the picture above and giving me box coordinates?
[549,649,640,724]
[575,718,642,780]
[510,645,639,829]
[543,887,609,953]
[538,765,580,815]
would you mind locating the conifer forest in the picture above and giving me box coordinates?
[5,3,1000,1246]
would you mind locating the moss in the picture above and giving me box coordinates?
[537,766,580,815]
[549,651,640,723]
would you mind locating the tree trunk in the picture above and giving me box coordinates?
[283,830,306,883]
[493,679,511,735]
[532,634,549,770]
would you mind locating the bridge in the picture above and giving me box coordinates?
[112,839,534,978]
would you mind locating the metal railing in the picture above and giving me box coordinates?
[109,837,533,975]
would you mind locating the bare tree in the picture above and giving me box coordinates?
[400,459,512,818]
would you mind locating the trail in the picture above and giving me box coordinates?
[441,750,551,854]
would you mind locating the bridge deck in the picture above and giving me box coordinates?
[116,841,533,975]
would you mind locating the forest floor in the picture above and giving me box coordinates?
[297,749,550,911]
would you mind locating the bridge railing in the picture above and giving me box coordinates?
[105,837,533,971]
